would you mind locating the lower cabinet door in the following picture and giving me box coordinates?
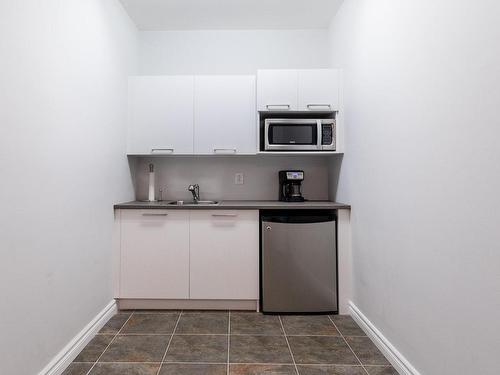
[189,210,259,300]
[120,210,189,299]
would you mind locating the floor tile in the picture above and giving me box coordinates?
[159,363,227,375]
[297,365,366,374]
[329,316,365,337]
[99,313,132,334]
[364,366,399,375]
[176,311,229,334]
[229,335,293,364]
[344,337,390,366]
[231,312,283,335]
[230,364,297,374]
[164,335,227,363]
[62,362,93,375]
[99,335,170,362]
[121,313,179,334]
[90,363,159,375]
[287,336,358,365]
[74,335,114,362]
[281,316,340,336]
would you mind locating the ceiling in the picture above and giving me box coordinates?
[119,0,344,30]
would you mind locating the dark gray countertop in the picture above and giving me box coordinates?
[114,200,351,210]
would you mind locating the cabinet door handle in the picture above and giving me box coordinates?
[151,148,174,154]
[307,104,331,110]
[142,213,168,216]
[266,104,290,110]
[211,214,237,217]
[213,148,237,154]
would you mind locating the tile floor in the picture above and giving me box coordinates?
[63,310,398,375]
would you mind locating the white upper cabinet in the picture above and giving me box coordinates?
[258,69,340,112]
[127,76,194,155]
[189,210,259,300]
[257,70,298,111]
[126,71,341,155]
[194,76,257,155]
[298,69,340,111]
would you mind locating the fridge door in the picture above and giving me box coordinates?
[262,216,337,313]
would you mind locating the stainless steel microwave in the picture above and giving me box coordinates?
[264,118,336,151]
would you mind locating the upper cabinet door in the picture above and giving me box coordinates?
[257,70,298,111]
[127,76,194,155]
[194,76,256,155]
[298,69,340,111]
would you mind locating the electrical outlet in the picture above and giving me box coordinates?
[235,173,244,185]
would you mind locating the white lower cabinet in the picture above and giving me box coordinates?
[190,210,259,299]
[189,210,259,299]
[118,209,259,301]
[120,210,190,299]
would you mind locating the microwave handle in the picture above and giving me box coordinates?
[264,121,270,150]
[317,120,322,148]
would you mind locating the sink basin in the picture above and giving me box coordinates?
[167,200,220,206]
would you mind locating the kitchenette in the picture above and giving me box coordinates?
[113,69,353,315]
[5,1,495,374]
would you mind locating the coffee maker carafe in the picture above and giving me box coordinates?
[279,170,305,202]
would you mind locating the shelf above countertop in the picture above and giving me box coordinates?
[257,151,343,155]
[114,200,351,210]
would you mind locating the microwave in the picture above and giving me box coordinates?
[264,118,336,151]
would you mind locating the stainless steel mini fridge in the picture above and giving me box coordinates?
[261,210,337,313]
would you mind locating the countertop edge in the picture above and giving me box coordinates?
[113,201,351,210]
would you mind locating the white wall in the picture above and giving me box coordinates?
[329,1,500,374]
[138,29,330,75]
[132,156,332,201]
[0,1,137,374]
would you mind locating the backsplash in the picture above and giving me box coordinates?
[130,156,332,201]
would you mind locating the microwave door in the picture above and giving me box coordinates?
[265,119,320,151]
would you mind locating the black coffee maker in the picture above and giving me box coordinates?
[279,170,305,202]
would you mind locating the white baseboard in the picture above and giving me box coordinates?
[348,301,421,375]
[38,300,117,375]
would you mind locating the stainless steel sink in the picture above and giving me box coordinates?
[167,200,220,206]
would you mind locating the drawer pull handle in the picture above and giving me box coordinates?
[151,148,174,154]
[211,214,237,217]
[266,104,290,110]
[142,213,168,216]
[307,104,331,109]
[213,148,237,154]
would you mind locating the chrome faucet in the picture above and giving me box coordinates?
[187,184,200,203]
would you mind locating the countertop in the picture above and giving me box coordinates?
[114,200,351,210]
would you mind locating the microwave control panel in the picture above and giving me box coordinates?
[321,124,333,145]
